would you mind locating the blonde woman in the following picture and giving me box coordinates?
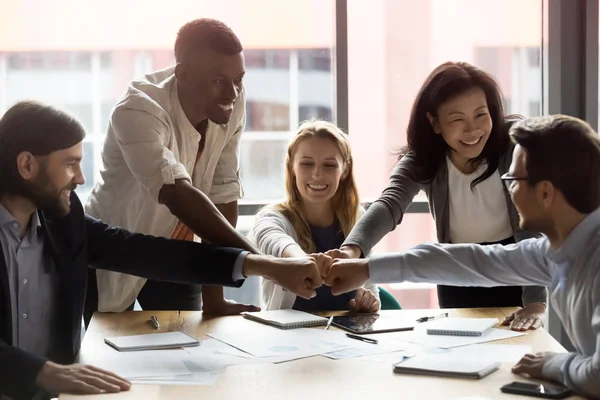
[249,120,380,312]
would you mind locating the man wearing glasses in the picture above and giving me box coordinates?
[323,115,600,399]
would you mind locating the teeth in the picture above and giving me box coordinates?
[308,184,327,190]
[218,103,233,111]
[461,137,481,145]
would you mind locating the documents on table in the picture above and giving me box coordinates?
[391,327,526,348]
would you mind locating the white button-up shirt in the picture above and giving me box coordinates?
[86,66,245,312]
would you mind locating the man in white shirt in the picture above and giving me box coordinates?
[323,115,600,399]
[85,18,260,323]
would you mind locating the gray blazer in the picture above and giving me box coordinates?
[344,141,548,305]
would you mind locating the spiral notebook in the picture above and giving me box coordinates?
[242,309,328,329]
[393,355,500,379]
[425,318,498,337]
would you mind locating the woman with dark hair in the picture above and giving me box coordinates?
[330,62,547,331]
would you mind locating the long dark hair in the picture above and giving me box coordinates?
[400,61,515,188]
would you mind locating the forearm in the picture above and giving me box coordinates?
[159,180,259,253]
[543,353,600,399]
[282,243,306,257]
[86,215,243,286]
[343,202,397,256]
[368,240,552,287]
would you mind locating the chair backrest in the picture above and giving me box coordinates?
[379,287,402,310]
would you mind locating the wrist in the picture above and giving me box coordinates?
[242,254,272,279]
[524,302,547,311]
[35,361,55,387]
[360,259,370,280]
[341,244,361,258]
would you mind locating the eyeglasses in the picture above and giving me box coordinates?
[500,172,528,191]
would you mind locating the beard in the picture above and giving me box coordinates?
[19,170,74,218]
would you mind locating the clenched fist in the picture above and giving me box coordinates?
[323,258,370,295]
[243,254,323,299]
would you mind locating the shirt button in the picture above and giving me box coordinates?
[22,279,27,284]
[13,223,18,229]
[22,313,27,319]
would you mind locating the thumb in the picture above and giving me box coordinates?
[348,299,357,311]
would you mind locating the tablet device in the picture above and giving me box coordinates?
[332,313,416,334]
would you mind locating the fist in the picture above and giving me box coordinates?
[323,258,370,295]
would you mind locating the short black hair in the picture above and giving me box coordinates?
[174,18,243,63]
[0,101,85,197]
[510,115,600,213]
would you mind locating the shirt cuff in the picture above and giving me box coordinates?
[542,352,574,384]
[233,251,250,281]
[368,253,404,284]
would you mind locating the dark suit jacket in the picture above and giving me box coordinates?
[0,193,244,399]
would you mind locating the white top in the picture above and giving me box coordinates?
[447,158,512,244]
[248,208,379,310]
[86,66,246,312]
[368,207,600,398]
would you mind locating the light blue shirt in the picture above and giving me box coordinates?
[0,204,60,359]
[370,207,600,399]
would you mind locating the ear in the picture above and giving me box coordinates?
[15,152,39,181]
[174,63,188,83]
[426,112,441,134]
[536,181,556,209]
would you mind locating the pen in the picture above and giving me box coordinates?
[324,316,334,330]
[345,333,378,344]
[416,312,449,323]
[150,315,160,329]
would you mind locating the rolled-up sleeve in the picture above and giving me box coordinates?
[209,105,245,205]
[111,106,191,200]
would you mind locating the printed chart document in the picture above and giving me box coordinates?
[207,325,351,359]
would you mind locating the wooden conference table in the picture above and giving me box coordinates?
[60,308,583,399]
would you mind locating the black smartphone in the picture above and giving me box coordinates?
[500,381,573,399]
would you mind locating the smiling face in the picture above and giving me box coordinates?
[428,86,493,170]
[21,142,85,217]
[176,50,245,125]
[291,137,346,206]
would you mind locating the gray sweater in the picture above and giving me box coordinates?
[343,142,548,306]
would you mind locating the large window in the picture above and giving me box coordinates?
[347,0,543,308]
[0,0,546,309]
[0,0,335,205]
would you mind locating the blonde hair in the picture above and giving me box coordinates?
[270,119,360,253]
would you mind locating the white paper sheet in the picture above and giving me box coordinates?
[421,343,531,363]
[390,328,526,348]
[207,326,351,358]
[184,339,254,359]
[92,350,197,378]
[130,372,221,386]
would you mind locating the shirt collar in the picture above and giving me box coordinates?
[0,203,42,243]
[548,207,600,263]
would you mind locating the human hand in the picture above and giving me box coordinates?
[502,303,545,331]
[349,287,380,313]
[511,351,557,379]
[36,361,131,395]
[322,258,370,295]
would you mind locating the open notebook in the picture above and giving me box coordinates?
[242,309,328,329]
[104,331,200,352]
[393,355,500,379]
[425,318,498,337]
